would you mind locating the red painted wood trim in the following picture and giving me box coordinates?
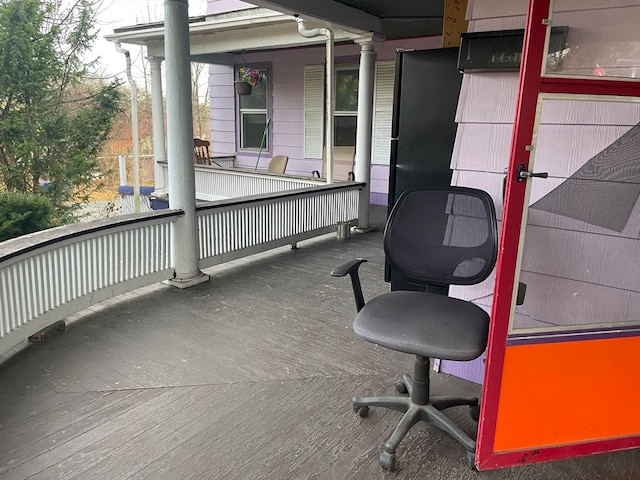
[479,436,640,471]
[541,76,640,98]
[476,0,551,468]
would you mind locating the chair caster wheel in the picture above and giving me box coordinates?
[465,450,477,470]
[469,404,480,421]
[353,405,369,417]
[379,451,396,470]
[394,381,408,394]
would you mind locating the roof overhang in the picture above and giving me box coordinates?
[105,7,372,63]
[248,0,445,39]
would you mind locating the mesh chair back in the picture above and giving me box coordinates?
[384,187,498,286]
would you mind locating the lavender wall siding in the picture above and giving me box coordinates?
[232,47,328,176]
[209,64,236,154]
[231,37,442,176]
[208,29,441,205]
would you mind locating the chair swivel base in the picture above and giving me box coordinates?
[353,371,479,470]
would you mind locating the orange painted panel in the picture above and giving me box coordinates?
[494,336,640,452]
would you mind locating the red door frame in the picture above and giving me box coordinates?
[477,0,640,470]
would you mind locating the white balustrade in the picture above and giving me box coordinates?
[0,211,180,357]
[197,183,362,268]
[120,193,153,213]
[0,179,363,359]
[159,163,324,201]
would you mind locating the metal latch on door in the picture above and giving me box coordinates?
[516,163,548,182]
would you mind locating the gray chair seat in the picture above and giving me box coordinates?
[354,291,489,361]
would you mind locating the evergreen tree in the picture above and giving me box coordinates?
[0,0,121,223]
[0,191,56,241]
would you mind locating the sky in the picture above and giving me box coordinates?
[89,0,208,81]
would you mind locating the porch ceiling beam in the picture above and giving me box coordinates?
[121,24,357,62]
[188,53,234,65]
[247,0,383,35]
[187,24,355,55]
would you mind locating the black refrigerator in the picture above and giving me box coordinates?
[386,48,464,291]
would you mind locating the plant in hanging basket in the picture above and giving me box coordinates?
[238,67,266,87]
[234,80,252,95]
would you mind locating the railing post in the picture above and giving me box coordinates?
[118,154,127,186]
[163,0,209,288]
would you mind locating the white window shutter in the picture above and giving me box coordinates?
[304,64,324,158]
[372,61,395,165]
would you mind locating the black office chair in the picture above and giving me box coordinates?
[331,186,498,470]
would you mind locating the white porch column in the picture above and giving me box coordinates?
[354,38,377,232]
[149,55,167,195]
[163,0,209,288]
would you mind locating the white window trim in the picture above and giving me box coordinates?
[238,67,269,153]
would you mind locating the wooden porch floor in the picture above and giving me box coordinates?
[1,206,638,479]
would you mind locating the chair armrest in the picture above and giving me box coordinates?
[331,258,367,312]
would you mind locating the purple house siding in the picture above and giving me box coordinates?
[232,47,329,176]
[206,11,442,204]
[370,165,390,206]
[209,64,236,155]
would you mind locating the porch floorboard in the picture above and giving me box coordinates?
[1,206,638,479]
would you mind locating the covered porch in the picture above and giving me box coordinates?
[2,0,640,475]
[1,208,638,479]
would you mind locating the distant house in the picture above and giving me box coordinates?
[206,4,450,207]
[107,0,450,206]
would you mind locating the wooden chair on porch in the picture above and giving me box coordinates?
[194,138,211,166]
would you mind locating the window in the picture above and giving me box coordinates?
[304,62,395,164]
[334,67,359,146]
[239,67,269,151]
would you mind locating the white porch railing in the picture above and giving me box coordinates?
[0,211,180,357]
[159,162,324,201]
[120,191,153,213]
[0,181,364,359]
[197,183,362,268]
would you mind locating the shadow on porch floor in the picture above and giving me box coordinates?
[0,206,638,479]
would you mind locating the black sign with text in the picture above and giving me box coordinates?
[458,27,568,71]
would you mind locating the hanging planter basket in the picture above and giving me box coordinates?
[234,81,252,96]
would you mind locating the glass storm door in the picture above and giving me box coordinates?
[477,0,640,470]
